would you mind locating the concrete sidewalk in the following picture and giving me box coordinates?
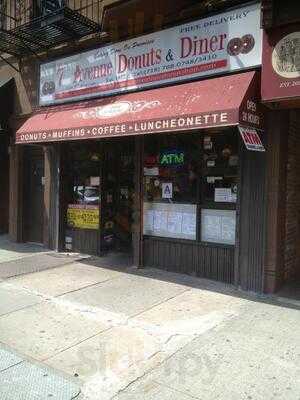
[0,234,48,263]
[0,251,299,400]
[0,234,87,279]
[0,345,80,400]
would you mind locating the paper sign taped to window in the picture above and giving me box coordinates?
[215,188,233,202]
[67,205,99,230]
[162,182,173,199]
[239,126,265,152]
[144,167,159,176]
[90,176,100,186]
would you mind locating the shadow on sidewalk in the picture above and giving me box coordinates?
[2,233,300,312]
[77,255,300,312]
[0,234,48,255]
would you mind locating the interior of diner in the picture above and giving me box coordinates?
[61,128,239,258]
[63,138,135,256]
[143,129,238,245]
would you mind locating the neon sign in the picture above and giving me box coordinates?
[159,150,185,166]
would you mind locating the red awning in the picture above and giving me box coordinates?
[16,71,262,144]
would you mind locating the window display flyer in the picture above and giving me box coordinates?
[143,202,197,240]
[201,209,236,244]
[204,136,212,150]
[144,167,159,176]
[90,176,100,186]
[67,204,99,230]
[214,188,237,203]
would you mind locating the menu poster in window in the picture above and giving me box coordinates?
[143,210,154,234]
[203,214,222,242]
[143,203,197,240]
[167,212,182,234]
[201,209,236,245]
[221,216,236,243]
[154,211,168,232]
[182,212,197,236]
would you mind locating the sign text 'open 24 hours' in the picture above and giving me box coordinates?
[40,3,262,105]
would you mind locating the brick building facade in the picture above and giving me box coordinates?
[261,0,300,292]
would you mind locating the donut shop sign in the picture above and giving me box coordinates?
[40,3,262,106]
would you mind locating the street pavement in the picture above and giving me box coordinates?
[0,345,80,400]
[0,237,299,399]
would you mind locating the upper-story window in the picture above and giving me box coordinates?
[0,0,7,29]
[274,0,300,26]
[262,0,300,29]
[34,0,64,17]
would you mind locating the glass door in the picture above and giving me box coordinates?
[101,138,135,253]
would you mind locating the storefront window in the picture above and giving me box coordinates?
[200,131,238,245]
[143,134,199,240]
[143,130,239,244]
[201,132,238,205]
[201,209,236,245]
[273,0,300,26]
[143,134,199,204]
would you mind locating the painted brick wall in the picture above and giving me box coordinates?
[284,110,300,282]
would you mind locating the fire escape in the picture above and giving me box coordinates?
[0,0,102,63]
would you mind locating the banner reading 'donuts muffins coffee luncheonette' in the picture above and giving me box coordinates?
[40,3,262,106]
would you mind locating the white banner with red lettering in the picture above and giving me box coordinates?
[40,3,262,106]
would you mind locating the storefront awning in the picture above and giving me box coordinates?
[16,71,262,144]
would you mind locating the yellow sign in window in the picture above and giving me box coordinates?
[67,205,99,230]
